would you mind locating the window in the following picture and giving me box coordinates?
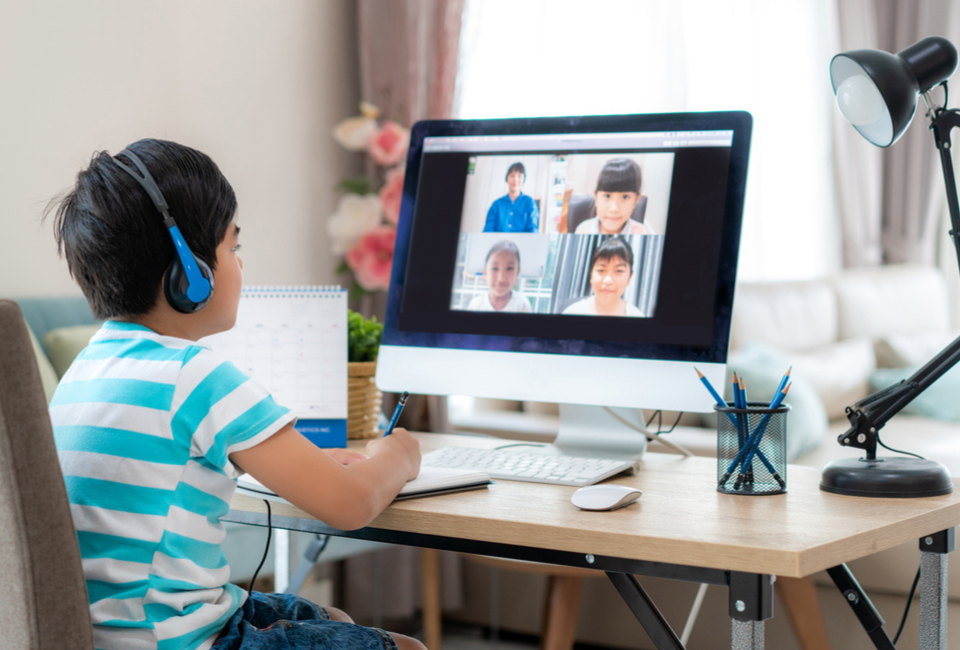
[456,0,840,281]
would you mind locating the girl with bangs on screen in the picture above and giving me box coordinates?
[575,158,652,236]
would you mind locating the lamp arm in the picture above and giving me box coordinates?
[837,100,960,459]
[838,335,960,457]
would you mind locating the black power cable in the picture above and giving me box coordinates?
[249,500,272,593]
[893,566,921,645]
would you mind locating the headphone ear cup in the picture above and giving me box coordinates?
[164,257,214,313]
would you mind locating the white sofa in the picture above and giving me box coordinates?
[448,263,960,650]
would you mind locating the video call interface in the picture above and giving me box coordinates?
[395,129,739,356]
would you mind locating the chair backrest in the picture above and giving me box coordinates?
[0,300,93,650]
[566,194,647,233]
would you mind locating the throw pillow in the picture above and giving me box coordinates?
[785,338,876,421]
[869,365,960,422]
[43,324,101,378]
[704,344,829,461]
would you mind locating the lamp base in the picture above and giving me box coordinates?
[820,456,953,498]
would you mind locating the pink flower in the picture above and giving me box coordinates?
[345,226,396,291]
[368,121,409,166]
[379,168,405,224]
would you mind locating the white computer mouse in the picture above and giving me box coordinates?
[571,485,642,511]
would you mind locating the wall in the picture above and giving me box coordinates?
[0,0,361,299]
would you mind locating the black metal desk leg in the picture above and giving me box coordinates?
[606,572,685,650]
[728,573,774,650]
[919,528,954,650]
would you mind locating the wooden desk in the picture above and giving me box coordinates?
[225,433,960,650]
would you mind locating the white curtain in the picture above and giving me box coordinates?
[457,0,840,281]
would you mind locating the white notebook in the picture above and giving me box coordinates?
[237,465,492,503]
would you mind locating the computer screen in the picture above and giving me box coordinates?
[377,112,751,439]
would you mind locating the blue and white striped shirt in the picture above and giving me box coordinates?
[51,321,295,650]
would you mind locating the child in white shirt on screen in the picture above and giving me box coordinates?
[467,240,532,313]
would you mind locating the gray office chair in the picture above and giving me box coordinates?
[0,300,94,650]
[566,194,647,233]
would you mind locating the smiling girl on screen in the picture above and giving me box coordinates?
[575,158,653,235]
[562,237,644,317]
[467,240,532,313]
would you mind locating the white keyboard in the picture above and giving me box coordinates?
[422,446,638,487]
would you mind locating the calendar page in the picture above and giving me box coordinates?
[201,286,347,421]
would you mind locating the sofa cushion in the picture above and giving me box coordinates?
[43,324,101,378]
[785,338,876,421]
[729,278,837,352]
[26,324,59,404]
[832,264,950,340]
[874,330,960,368]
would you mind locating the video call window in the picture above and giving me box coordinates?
[450,233,664,318]
[458,151,675,236]
[450,150,671,318]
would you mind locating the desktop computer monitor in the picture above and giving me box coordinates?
[377,111,751,458]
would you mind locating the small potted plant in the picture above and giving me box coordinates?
[347,310,384,439]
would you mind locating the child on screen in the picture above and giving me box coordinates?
[562,237,644,317]
[575,158,653,235]
[47,138,424,650]
[467,239,532,313]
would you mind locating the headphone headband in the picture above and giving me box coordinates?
[113,150,171,218]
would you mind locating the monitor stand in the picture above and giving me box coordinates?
[551,404,648,460]
[547,403,693,463]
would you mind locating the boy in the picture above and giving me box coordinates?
[574,158,652,235]
[47,139,424,650]
[482,161,539,233]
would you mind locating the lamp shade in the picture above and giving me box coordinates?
[831,36,959,147]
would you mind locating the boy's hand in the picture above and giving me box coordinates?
[324,448,368,465]
[365,428,421,480]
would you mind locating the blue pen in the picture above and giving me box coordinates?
[384,391,409,437]
[733,383,790,490]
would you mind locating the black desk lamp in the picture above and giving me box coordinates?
[823,36,960,497]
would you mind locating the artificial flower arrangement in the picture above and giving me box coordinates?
[328,102,410,294]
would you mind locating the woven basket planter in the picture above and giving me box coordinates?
[348,361,382,439]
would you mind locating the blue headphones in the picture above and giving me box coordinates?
[112,149,214,313]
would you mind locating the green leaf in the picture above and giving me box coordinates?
[337,177,373,195]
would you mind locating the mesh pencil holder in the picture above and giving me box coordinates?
[715,401,789,495]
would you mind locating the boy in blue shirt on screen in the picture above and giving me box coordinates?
[47,138,424,650]
[482,161,539,232]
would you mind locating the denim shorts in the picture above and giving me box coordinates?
[212,591,399,650]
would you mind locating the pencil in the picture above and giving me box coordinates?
[734,383,791,490]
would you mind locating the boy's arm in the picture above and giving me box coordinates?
[527,199,540,232]
[483,201,498,232]
[230,425,421,531]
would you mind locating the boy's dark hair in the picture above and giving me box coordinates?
[595,158,642,194]
[485,239,521,266]
[505,162,526,182]
[48,139,237,320]
[591,236,634,273]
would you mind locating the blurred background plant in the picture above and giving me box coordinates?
[329,101,409,297]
